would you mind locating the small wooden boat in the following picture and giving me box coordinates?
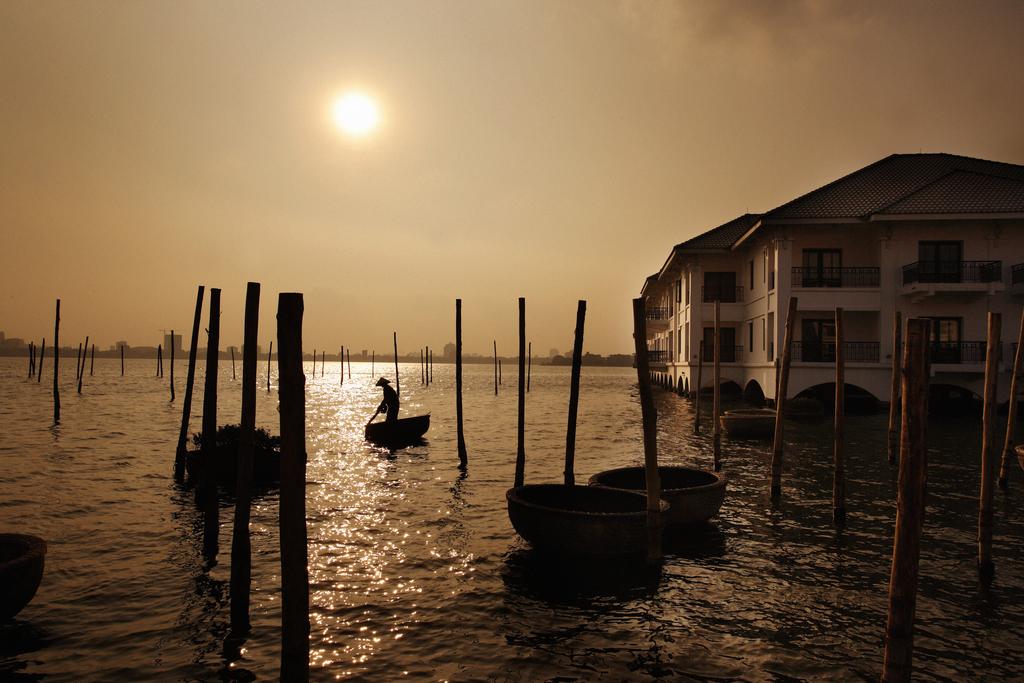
[589,466,726,527]
[719,408,776,438]
[507,484,669,557]
[1,533,46,620]
[1016,444,1024,473]
[365,414,430,448]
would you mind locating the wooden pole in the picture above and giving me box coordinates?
[421,348,425,385]
[231,282,260,635]
[37,338,45,384]
[393,332,400,396]
[563,301,586,487]
[175,286,205,480]
[28,342,34,378]
[169,330,175,401]
[76,343,82,380]
[90,343,95,376]
[311,348,316,379]
[340,346,344,386]
[713,301,721,472]
[632,298,663,565]
[770,296,798,501]
[428,348,432,384]
[887,311,902,464]
[998,308,1024,488]
[881,318,930,682]
[266,341,272,393]
[53,300,60,424]
[120,344,124,376]
[493,340,498,395]
[77,336,88,394]
[978,311,1000,581]
[834,307,846,526]
[527,341,532,392]
[517,298,527,487]
[321,350,325,377]
[200,288,221,560]
[694,340,703,434]
[231,346,236,380]
[456,300,467,468]
[277,292,309,680]
[347,347,351,378]
[158,344,163,378]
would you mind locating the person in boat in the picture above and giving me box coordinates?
[374,377,400,423]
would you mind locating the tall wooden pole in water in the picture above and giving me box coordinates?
[346,348,351,378]
[120,344,124,376]
[632,298,663,565]
[421,348,425,385]
[90,343,95,376]
[712,301,721,471]
[28,342,34,378]
[231,282,260,635]
[393,332,400,396]
[978,311,1000,581]
[833,307,846,526]
[564,301,586,487]
[320,350,325,377]
[428,348,432,384]
[999,308,1024,488]
[493,340,498,395]
[770,296,798,501]
[77,336,88,394]
[340,346,344,386]
[311,348,316,379]
[76,343,82,380]
[231,347,236,380]
[37,338,45,384]
[694,340,703,434]
[53,300,60,424]
[527,341,532,392]
[200,288,221,561]
[456,299,467,468]
[169,331,175,401]
[175,286,205,479]
[516,298,527,488]
[277,292,309,680]
[882,318,930,683]
[887,311,902,464]
[266,341,272,393]
[158,344,163,378]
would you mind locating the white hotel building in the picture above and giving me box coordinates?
[640,153,1024,406]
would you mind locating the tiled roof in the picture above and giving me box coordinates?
[673,213,761,251]
[877,170,1024,215]
[766,153,1024,220]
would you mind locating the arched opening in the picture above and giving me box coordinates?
[743,379,766,407]
[701,380,742,397]
[929,383,982,416]
[677,376,685,395]
[795,382,880,415]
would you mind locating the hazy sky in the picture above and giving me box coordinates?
[2,1,1023,355]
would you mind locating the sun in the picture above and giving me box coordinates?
[331,92,380,137]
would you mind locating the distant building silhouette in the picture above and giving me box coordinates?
[163,332,183,356]
[444,342,456,359]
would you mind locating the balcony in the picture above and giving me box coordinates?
[646,348,668,369]
[701,345,743,363]
[701,286,744,304]
[1012,263,1024,293]
[928,341,994,366]
[901,260,1003,299]
[792,341,880,363]
[792,267,880,288]
[646,306,671,331]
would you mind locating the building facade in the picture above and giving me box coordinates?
[641,153,1024,404]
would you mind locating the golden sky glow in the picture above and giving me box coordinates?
[1,1,1023,354]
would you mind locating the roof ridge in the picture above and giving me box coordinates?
[870,167,962,216]
[764,154,900,219]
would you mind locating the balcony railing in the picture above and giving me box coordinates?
[701,286,744,303]
[646,307,670,321]
[646,349,668,365]
[1012,263,1024,285]
[792,267,880,288]
[902,260,1002,285]
[928,341,992,364]
[701,345,743,363]
[793,341,880,363]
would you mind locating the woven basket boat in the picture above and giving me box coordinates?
[589,466,726,527]
[506,484,668,557]
[0,533,46,621]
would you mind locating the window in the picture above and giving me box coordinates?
[675,279,682,304]
[801,318,837,362]
[801,249,842,287]
[919,241,962,282]
[763,248,768,283]
[748,321,754,351]
[684,322,689,358]
[761,318,766,351]
[703,272,738,303]
[703,327,737,362]
[923,317,963,362]
[749,260,754,289]
[684,274,689,305]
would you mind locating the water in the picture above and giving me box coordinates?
[2,357,1024,681]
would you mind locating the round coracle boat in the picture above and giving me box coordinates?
[506,484,669,557]
[1015,444,1024,473]
[719,408,776,438]
[589,466,726,527]
[0,533,47,621]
